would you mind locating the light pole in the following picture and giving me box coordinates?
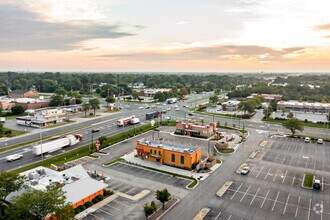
[39,124,44,163]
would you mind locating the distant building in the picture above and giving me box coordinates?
[8,88,38,99]
[15,98,50,109]
[0,99,15,110]
[136,139,202,170]
[17,108,67,127]
[251,93,282,102]
[129,82,145,89]
[7,165,107,210]
[222,100,240,111]
[133,88,172,98]
[277,101,330,113]
[175,122,216,139]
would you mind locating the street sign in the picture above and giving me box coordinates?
[151,119,155,127]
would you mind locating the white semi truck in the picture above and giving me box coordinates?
[32,134,83,156]
[117,116,140,127]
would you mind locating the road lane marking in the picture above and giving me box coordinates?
[240,185,251,202]
[283,194,290,214]
[271,191,280,211]
[250,187,260,205]
[230,183,243,200]
[261,189,270,208]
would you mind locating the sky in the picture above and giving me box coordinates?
[0,0,330,72]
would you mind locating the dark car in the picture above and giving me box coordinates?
[91,129,100,133]
[187,113,193,116]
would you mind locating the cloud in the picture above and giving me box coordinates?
[176,21,189,25]
[100,45,306,63]
[0,2,141,51]
[313,23,330,31]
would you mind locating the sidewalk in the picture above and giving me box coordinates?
[122,151,210,181]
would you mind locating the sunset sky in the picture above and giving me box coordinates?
[1,0,330,72]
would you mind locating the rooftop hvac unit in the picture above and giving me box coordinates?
[30,180,38,186]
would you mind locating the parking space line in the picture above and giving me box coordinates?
[227,214,232,220]
[273,169,279,182]
[271,191,280,211]
[289,155,293,166]
[308,198,311,220]
[322,177,324,191]
[295,196,300,218]
[105,204,121,212]
[256,166,264,178]
[90,213,104,220]
[214,211,222,220]
[292,176,296,185]
[98,208,114,216]
[264,168,272,180]
[113,200,129,207]
[247,167,256,176]
[240,185,251,202]
[282,170,288,183]
[230,183,243,200]
[261,189,270,208]
[281,155,286,164]
[250,187,260,205]
[283,194,290,214]
[321,201,323,220]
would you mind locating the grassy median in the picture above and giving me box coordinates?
[303,174,314,188]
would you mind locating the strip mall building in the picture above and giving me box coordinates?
[136,138,202,170]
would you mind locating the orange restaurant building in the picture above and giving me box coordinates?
[136,138,202,170]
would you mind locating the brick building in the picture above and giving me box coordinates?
[136,139,202,170]
[175,122,216,139]
[8,89,38,99]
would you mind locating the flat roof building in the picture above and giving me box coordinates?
[136,138,202,170]
[16,165,107,209]
[175,122,216,139]
[277,101,330,113]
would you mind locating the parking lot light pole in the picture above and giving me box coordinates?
[39,125,43,163]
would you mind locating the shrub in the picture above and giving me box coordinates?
[92,198,99,204]
[104,190,113,197]
[84,202,93,208]
[96,195,104,201]
[77,205,86,211]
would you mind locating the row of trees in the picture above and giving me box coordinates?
[81,98,100,116]
[0,171,73,220]
[143,188,171,219]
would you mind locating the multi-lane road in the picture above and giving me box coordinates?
[0,93,328,172]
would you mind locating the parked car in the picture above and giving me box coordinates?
[146,106,150,109]
[240,167,250,175]
[165,116,171,120]
[304,137,311,143]
[6,154,23,162]
[317,139,324,144]
[175,107,180,111]
[187,113,193,116]
[139,106,144,109]
[313,179,321,190]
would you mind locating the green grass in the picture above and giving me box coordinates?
[194,111,241,120]
[219,148,235,154]
[303,174,314,188]
[0,125,90,154]
[9,130,27,137]
[104,158,125,166]
[45,120,76,128]
[216,159,222,163]
[82,114,101,118]
[263,118,328,129]
[3,113,28,120]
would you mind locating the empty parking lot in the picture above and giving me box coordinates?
[203,136,330,220]
[107,162,192,188]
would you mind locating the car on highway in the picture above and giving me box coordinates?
[91,129,100,133]
[317,139,324,144]
[146,105,150,109]
[6,154,23,162]
[175,107,180,111]
[304,137,311,143]
[139,106,144,109]
[187,113,193,116]
[183,105,188,108]
[240,166,250,175]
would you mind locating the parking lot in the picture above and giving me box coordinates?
[107,162,192,189]
[203,136,330,220]
[107,179,144,196]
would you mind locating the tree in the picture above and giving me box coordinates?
[263,107,273,119]
[238,101,254,114]
[89,98,100,115]
[11,106,26,115]
[132,91,139,100]
[155,188,171,210]
[154,92,165,102]
[82,102,90,116]
[209,95,219,105]
[55,87,67,97]
[282,118,304,136]
[105,96,115,107]
[6,186,74,220]
[143,203,154,219]
[49,95,64,107]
